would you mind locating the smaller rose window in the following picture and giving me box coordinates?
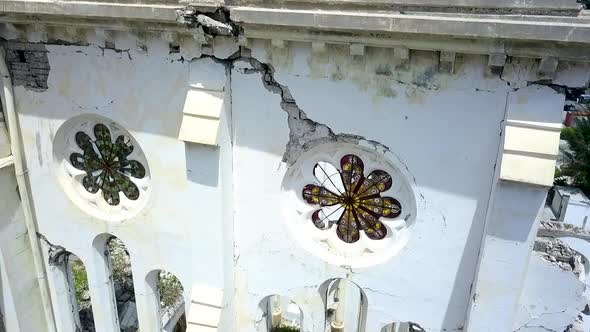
[69,124,146,206]
[302,154,402,244]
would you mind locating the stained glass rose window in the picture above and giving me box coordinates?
[69,124,146,206]
[302,154,402,243]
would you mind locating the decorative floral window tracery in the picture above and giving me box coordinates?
[69,124,146,206]
[302,154,402,244]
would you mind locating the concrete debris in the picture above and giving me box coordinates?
[534,237,584,277]
[565,315,585,332]
[176,7,240,37]
[538,221,590,242]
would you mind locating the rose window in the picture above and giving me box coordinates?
[54,114,151,222]
[281,143,417,267]
[302,154,402,243]
[69,124,146,206]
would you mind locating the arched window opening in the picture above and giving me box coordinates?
[258,295,303,332]
[151,270,186,332]
[106,237,138,332]
[381,322,425,332]
[324,279,367,332]
[66,255,95,332]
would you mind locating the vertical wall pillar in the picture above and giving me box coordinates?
[45,258,78,332]
[87,236,119,332]
[0,167,49,332]
[465,85,564,331]
[135,270,161,332]
[177,58,231,332]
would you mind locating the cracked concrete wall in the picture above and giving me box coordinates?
[6,35,234,332]
[231,40,511,332]
[2,28,588,332]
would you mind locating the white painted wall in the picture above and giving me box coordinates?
[2,36,575,332]
[11,38,233,332]
[232,42,508,332]
[0,167,49,332]
[565,202,590,228]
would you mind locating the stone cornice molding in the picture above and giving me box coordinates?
[3,1,590,63]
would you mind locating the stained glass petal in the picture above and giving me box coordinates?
[113,172,140,201]
[75,132,96,156]
[356,170,392,197]
[93,124,112,159]
[356,207,387,240]
[81,175,100,194]
[302,184,340,206]
[311,205,344,230]
[70,153,86,171]
[313,161,345,195]
[381,197,402,218]
[115,135,134,157]
[336,208,360,243]
[359,196,402,219]
[123,160,145,179]
[339,154,364,194]
[101,174,121,206]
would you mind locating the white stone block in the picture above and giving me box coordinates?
[178,115,221,146]
[500,153,557,187]
[504,125,560,157]
[190,283,224,306]
[187,303,222,327]
[178,87,224,145]
[182,89,224,119]
[499,86,564,187]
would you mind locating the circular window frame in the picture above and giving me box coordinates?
[53,114,152,222]
[280,142,419,268]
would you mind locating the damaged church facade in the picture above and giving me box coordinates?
[1,0,590,332]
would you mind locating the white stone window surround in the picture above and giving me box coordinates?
[53,114,151,223]
[281,142,419,268]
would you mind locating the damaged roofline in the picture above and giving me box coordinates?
[3,1,590,45]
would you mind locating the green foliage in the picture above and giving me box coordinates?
[581,0,590,8]
[554,167,568,186]
[271,326,301,332]
[158,271,184,308]
[70,259,89,304]
[107,238,132,284]
[559,118,590,194]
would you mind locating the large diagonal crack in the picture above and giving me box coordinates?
[204,49,417,168]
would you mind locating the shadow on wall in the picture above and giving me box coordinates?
[185,143,219,187]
